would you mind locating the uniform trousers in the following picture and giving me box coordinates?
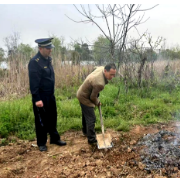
[32,93,60,146]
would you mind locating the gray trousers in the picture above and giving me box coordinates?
[80,103,96,142]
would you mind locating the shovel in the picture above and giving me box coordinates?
[96,105,113,149]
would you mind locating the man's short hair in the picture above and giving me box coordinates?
[104,63,116,71]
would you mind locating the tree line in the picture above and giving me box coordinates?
[0,32,180,66]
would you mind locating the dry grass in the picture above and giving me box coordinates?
[153,60,180,77]
[53,57,93,89]
[0,54,93,101]
[118,59,180,84]
[1,55,180,100]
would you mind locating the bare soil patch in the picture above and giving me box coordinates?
[0,121,180,178]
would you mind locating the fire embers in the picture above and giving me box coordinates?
[137,130,180,174]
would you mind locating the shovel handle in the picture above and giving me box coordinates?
[98,105,104,135]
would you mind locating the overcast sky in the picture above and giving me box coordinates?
[0,2,180,51]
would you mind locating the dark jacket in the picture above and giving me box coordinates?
[28,51,55,102]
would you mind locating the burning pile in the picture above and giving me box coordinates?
[138,130,180,173]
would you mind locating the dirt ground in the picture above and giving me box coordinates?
[0,121,180,178]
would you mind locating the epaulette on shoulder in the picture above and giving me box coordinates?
[35,57,40,62]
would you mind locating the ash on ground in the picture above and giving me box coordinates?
[137,130,180,172]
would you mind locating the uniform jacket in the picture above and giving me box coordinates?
[77,66,108,107]
[28,51,55,102]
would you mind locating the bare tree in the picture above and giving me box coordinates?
[3,32,22,74]
[66,4,158,65]
[145,33,163,82]
[4,32,21,56]
[129,33,163,88]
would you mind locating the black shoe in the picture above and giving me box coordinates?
[88,139,97,145]
[50,140,66,146]
[39,145,47,151]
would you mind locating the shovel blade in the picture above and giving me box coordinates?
[96,133,113,149]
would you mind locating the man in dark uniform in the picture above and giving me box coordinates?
[28,38,66,151]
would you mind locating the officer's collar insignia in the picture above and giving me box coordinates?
[44,66,47,68]
[35,58,39,62]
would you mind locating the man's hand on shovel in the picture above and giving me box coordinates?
[98,102,102,107]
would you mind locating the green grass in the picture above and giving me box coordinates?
[1,80,180,142]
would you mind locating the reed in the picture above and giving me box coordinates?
[0,53,93,100]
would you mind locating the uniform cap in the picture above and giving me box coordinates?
[35,38,55,49]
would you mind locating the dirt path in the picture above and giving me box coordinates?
[0,121,180,178]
